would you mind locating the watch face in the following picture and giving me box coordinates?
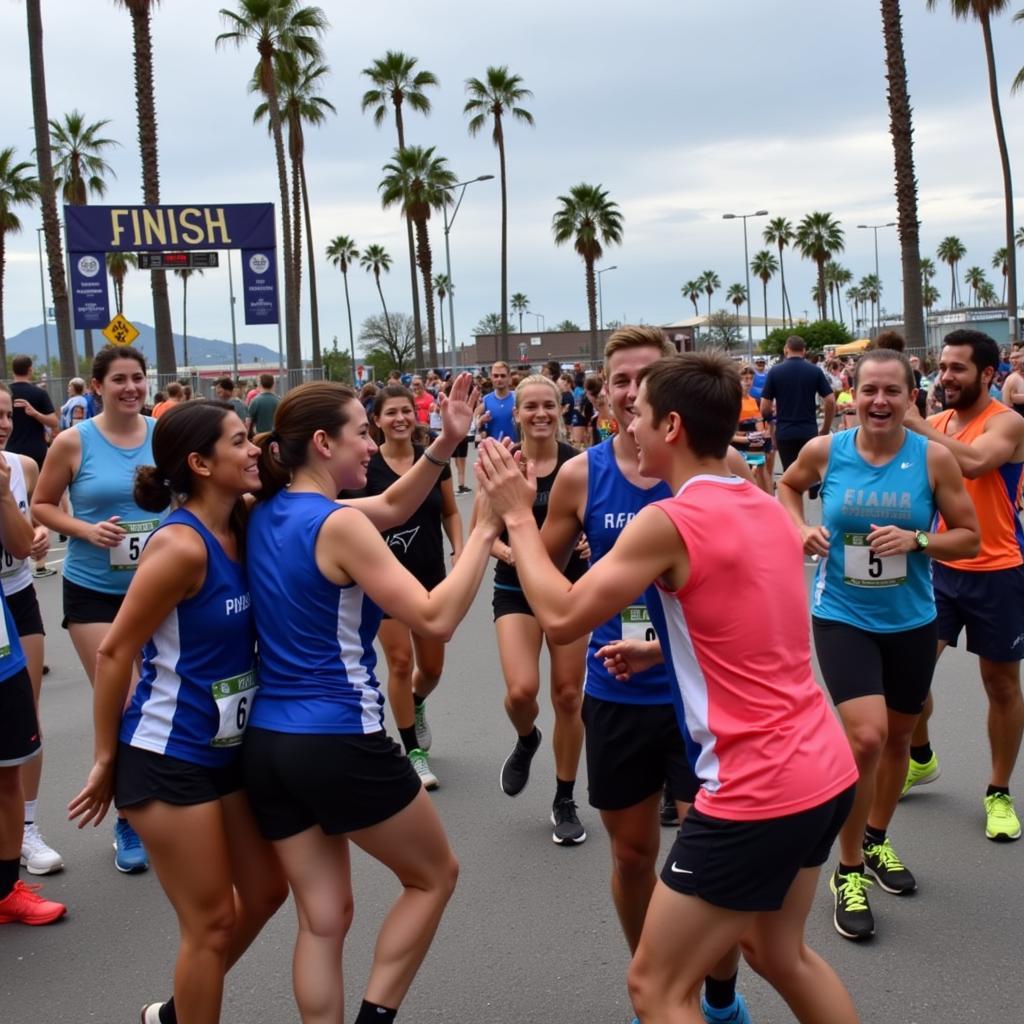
[917,531,929,549]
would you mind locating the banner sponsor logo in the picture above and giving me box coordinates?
[69,251,110,329]
[240,248,279,325]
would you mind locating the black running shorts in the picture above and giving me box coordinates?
[492,585,533,620]
[7,584,44,638]
[933,563,1024,663]
[62,577,125,629]
[0,668,41,767]
[114,742,244,809]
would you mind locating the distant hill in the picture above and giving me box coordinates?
[5,321,281,368]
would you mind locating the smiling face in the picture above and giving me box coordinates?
[0,390,12,449]
[332,398,378,490]
[202,411,262,496]
[606,345,664,429]
[95,357,147,415]
[514,382,560,441]
[853,359,913,437]
[939,344,989,411]
[375,395,416,444]
[627,381,669,479]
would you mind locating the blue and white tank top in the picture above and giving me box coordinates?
[0,453,33,597]
[120,509,255,767]
[813,428,936,632]
[0,592,26,684]
[246,490,384,734]
[65,418,164,594]
[583,439,674,705]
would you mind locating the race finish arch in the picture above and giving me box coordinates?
[63,203,280,347]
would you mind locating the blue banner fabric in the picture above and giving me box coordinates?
[240,249,279,326]
[69,252,111,329]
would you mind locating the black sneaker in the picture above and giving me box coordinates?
[863,837,916,894]
[829,867,875,940]
[551,797,587,845]
[500,729,541,797]
[660,784,680,828]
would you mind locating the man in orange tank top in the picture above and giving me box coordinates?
[903,329,1024,842]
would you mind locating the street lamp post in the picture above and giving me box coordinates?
[441,174,494,371]
[35,227,52,373]
[227,251,239,382]
[527,311,545,332]
[597,265,618,333]
[857,222,895,334]
[723,209,768,361]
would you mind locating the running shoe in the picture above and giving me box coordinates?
[409,748,439,791]
[499,729,541,797]
[551,796,587,845]
[414,700,432,751]
[829,868,875,940]
[31,566,56,579]
[113,818,149,873]
[660,784,680,828]
[984,792,1022,842]
[457,485,472,494]
[20,822,64,875]
[140,1003,165,1024]
[701,993,753,1023]
[0,881,66,925]
[901,753,940,797]
[863,837,916,894]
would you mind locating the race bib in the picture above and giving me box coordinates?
[843,533,906,588]
[0,546,19,579]
[621,604,657,642]
[109,519,160,571]
[210,669,258,748]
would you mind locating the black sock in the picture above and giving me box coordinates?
[0,857,18,899]
[987,784,1011,797]
[555,777,575,802]
[703,971,738,1010]
[863,825,886,848]
[412,693,425,707]
[355,1000,397,1024]
[909,743,932,764]
[837,861,864,875]
[159,999,177,1024]
[398,725,419,755]
[518,726,541,751]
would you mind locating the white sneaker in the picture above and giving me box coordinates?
[140,1004,164,1024]
[20,822,64,875]
[409,748,439,790]
[414,700,432,751]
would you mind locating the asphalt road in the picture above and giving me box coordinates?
[2,505,1022,1023]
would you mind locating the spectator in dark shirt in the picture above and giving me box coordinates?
[214,377,248,424]
[9,355,57,468]
[247,373,281,434]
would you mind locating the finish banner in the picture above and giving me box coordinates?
[240,249,279,326]
[68,252,111,329]
[65,203,276,252]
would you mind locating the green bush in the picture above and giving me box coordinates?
[761,320,852,356]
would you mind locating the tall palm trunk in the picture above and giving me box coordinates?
[342,266,356,381]
[585,257,599,362]
[181,273,189,366]
[374,271,396,348]
[128,1,175,375]
[496,116,509,364]
[882,0,926,349]
[414,217,437,365]
[762,279,769,339]
[290,145,302,349]
[776,244,790,328]
[0,232,8,371]
[438,291,446,360]
[26,0,76,378]
[393,103,424,369]
[816,260,827,319]
[298,158,321,369]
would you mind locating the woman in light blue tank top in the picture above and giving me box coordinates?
[243,377,502,1024]
[69,400,287,1024]
[778,348,979,941]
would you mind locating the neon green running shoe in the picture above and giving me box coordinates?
[901,753,940,798]
[984,792,1021,842]
[829,868,875,940]
[863,837,916,894]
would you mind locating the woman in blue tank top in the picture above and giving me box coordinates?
[69,400,287,1024]
[779,348,979,942]
[243,378,501,1024]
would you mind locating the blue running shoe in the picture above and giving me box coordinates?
[113,818,149,874]
[702,993,753,1023]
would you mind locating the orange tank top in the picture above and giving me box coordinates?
[933,402,1024,571]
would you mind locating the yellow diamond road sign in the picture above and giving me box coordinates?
[102,313,139,347]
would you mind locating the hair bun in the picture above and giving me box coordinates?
[134,464,173,513]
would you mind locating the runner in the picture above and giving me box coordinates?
[476,361,517,443]
[901,330,1024,842]
[242,378,500,1024]
[733,365,772,493]
[778,348,978,940]
[538,327,753,1023]
[475,351,860,1024]
[68,400,288,1024]
[33,345,161,874]
[484,374,589,846]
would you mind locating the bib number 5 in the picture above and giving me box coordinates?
[109,519,160,571]
[843,533,907,589]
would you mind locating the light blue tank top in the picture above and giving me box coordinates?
[813,429,936,632]
[65,418,164,595]
[120,510,255,767]
[246,490,384,734]
[583,439,674,705]
[482,392,517,442]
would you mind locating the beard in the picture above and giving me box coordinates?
[946,373,984,410]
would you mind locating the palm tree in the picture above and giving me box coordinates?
[433,273,451,361]
[763,216,795,327]
[551,183,623,362]
[0,149,39,372]
[253,55,335,370]
[920,256,937,284]
[928,1,1016,343]
[993,246,1009,302]
[726,283,747,317]
[923,282,940,316]
[115,0,176,376]
[50,110,119,360]
[964,265,987,306]
[937,236,967,306]
[217,0,328,372]
[25,0,76,378]
[699,270,721,321]
[682,279,702,318]
[173,267,204,366]
[978,279,998,306]
[750,250,778,334]
[106,252,138,315]
[847,285,864,331]
[464,66,534,364]
[795,212,845,320]
[860,274,881,331]
[379,145,456,368]
[359,243,395,348]
[1017,225,1024,250]
[824,261,847,323]
[832,264,853,327]
[326,234,359,383]
[361,51,438,369]
[510,292,529,333]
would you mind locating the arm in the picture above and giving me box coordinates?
[67,527,206,827]
[19,456,49,562]
[439,475,464,562]
[1003,374,1024,406]
[15,398,58,432]
[0,456,34,560]
[726,446,755,482]
[539,452,587,571]
[819,385,836,434]
[905,403,1024,479]
[777,435,832,556]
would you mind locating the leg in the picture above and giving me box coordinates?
[834,696,887,869]
[741,868,859,1024]
[125,801,237,1024]
[378,620,415,735]
[979,657,1024,789]
[0,765,23,867]
[453,456,467,490]
[19,634,44,804]
[545,634,587,785]
[67,621,111,687]
[495,614,543,736]
[410,632,444,703]
[910,639,947,748]
[869,708,920,831]
[350,789,459,1009]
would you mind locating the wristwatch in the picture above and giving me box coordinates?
[914,531,929,551]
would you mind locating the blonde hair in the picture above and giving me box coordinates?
[514,374,565,441]
[604,325,674,369]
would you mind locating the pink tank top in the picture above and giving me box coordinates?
[652,475,858,820]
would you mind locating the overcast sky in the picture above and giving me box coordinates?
[2,0,1022,360]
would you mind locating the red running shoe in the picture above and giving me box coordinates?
[0,880,67,925]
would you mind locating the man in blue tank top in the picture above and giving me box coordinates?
[476,362,517,442]
[540,327,752,1024]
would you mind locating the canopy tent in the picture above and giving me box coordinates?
[833,338,872,355]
